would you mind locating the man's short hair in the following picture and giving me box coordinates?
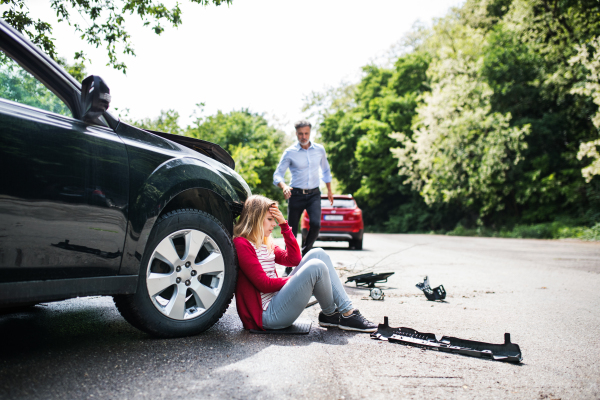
[294,120,312,130]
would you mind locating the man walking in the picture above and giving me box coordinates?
[274,120,334,274]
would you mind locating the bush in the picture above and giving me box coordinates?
[581,223,600,241]
[446,224,478,237]
[445,220,591,240]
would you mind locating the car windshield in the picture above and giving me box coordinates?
[322,199,355,208]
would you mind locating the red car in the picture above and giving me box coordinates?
[301,195,364,250]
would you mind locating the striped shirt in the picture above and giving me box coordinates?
[254,243,278,310]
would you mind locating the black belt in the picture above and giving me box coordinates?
[291,187,320,195]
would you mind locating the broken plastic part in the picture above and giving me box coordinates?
[345,272,395,288]
[416,276,446,301]
[371,317,522,363]
[369,287,385,300]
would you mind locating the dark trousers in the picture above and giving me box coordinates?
[287,189,321,257]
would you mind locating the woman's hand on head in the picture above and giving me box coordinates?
[269,205,286,225]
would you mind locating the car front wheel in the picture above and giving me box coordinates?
[114,209,237,338]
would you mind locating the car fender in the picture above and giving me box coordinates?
[120,156,244,275]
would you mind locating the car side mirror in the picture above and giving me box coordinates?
[81,75,111,123]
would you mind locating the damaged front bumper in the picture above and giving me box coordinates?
[371,317,522,363]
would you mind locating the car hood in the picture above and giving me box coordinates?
[148,130,235,170]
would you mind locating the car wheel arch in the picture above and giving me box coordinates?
[120,158,242,276]
[158,187,234,235]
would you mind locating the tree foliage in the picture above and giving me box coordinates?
[1,0,231,73]
[312,0,600,232]
[571,36,600,182]
[186,110,288,201]
[0,51,70,116]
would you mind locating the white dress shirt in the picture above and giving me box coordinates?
[273,141,332,189]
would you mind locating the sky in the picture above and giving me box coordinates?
[30,0,463,132]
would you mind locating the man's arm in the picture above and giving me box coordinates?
[277,181,292,200]
[320,148,334,205]
[325,182,333,205]
[273,150,292,200]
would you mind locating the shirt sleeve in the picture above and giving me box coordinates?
[273,150,291,186]
[320,147,332,184]
[234,237,289,293]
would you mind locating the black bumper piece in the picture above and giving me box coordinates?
[371,317,522,363]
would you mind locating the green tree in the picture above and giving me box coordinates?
[570,36,600,182]
[315,52,436,231]
[316,0,600,232]
[186,109,288,201]
[393,22,530,225]
[131,109,183,135]
[1,0,231,73]
[0,51,70,116]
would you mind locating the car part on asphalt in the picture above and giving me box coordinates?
[369,287,385,300]
[249,320,312,335]
[371,317,522,363]
[416,276,446,301]
[113,209,237,338]
[346,272,395,288]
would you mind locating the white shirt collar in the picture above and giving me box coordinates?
[293,141,313,151]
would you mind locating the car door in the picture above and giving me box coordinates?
[0,51,129,282]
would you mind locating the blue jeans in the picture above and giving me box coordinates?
[262,248,353,329]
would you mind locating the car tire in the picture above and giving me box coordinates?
[114,209,237,338]
[350,238,363,250]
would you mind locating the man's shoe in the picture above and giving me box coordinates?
[339,309,377,332]
[283,267,293,277]
[318,311,340,327]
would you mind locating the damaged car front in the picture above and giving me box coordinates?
[0,18,250,337]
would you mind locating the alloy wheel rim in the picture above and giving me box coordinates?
[146,229,225,320]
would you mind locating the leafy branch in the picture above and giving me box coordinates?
[1,0,232,73]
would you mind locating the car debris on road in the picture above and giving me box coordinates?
[416,276,447,301]
[371,317,522,363]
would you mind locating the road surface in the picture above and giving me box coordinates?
[1,234,599,399]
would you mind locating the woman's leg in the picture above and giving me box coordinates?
[289,248,353,314]
[262,260,335,329]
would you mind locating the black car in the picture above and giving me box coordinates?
[0,19,251,338]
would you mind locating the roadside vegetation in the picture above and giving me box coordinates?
[25,0,597,241]
[303,0,600,240]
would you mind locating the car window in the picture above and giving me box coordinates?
[321,199,356,208]
[0,51,71,117]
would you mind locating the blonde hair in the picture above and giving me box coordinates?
[233,195,278,251]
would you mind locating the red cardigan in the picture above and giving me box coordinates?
[234,222,302,330]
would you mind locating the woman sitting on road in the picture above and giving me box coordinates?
[233,194,377,332]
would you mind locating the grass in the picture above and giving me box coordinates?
[445,221,600,240]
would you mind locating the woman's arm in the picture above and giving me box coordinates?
[267,204,302,266]
[274,222,302,266]
[234,237,289,293]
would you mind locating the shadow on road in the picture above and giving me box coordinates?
[0,298,350,399]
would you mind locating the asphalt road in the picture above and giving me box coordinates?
[1,234,599,399]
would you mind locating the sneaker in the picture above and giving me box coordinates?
[339,309,377,332]
[318,311,340,327]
